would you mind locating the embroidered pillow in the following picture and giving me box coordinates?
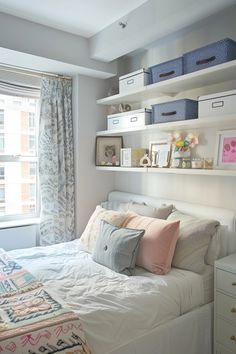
[80,206,128,252]
[92,220,144,275]
[167,210,220,273]
[122,214,180,274]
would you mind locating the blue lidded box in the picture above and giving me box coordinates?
[149,57,183,84]
[183,38,236,74]
[152,99,198,124]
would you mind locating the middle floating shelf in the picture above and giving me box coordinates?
[96,114,236,136]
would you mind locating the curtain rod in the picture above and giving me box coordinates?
[0,63,72,80]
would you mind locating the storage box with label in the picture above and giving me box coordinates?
[107,108,151,131]
[152,99,198,124]
[149,57,183,84]
[119,69,150,94]
[198,89,236,118]
[120,148,147,167]
[183,38,236,74]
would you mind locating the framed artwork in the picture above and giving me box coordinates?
[215,130,236,169]
[95,136,123,166]
[149,140,172,167]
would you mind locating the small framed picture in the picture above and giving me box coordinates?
[149,140,172,167]
[215,130,236,169]
[95,136,123,166]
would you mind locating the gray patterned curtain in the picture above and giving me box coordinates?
[39,77,75,245]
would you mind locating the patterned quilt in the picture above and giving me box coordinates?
[0,249,91,354]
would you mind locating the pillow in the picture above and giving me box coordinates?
[101,200,173,219]
[80,206,128,252]
[122,214,180,274]
[167,210,220,273]
[205,225,228,265]
[92,220,144,276]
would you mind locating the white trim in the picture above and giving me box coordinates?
[0,217,40,230]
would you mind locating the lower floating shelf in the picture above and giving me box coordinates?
[96,166,236,177]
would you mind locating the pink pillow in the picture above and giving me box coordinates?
[122,214,180,274]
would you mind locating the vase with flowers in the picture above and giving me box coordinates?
[168,132,199,167]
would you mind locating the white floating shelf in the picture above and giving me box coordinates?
[97,60,236,105]
[96,114,236,136]
[95,166,148,172]
[96,166,236,177]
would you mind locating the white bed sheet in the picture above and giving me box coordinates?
[9,240,205,354]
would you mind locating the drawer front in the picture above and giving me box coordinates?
[119,73,149,93]
[216,291,236,325]
[216,269,236,297]
[199,94,236,118]
[216,318,236,353]
[107,112,151,130]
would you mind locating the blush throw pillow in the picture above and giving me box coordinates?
[80,206,128,252]
[122,214,180,274]
[92,220,144,275]
[167,210,220,273]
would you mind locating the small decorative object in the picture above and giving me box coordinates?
[95,136,123,166]
[203,158,214,169]
[120,148,147,167]
[168,132,199,159]
[139,154,152,167]
[182,158,192,169]
[191,158,204,169]
[215,130,236,169]
[118,103,132,113]
[170,158,182,168]
[107,87,118,96]
[107,105,118,115]
[149,140,172,167]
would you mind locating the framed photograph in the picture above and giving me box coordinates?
[95,136,123,166]
[149,140,172,167]
[215,130,236,169]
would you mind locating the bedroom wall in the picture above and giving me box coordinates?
[74,75,115,236]
[113,5,236,211]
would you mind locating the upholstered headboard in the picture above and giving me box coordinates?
[108,191,236,253]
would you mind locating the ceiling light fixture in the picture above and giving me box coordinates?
[119,21,127,29]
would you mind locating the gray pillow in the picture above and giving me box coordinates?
[101,200,173,219]
[167,210,220,273]
[92,220,144,275]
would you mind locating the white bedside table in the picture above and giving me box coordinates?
[215,254,236,354]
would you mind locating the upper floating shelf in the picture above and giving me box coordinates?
[97,60,236,105]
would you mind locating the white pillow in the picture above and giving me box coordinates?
[205,225,228,265]
[80,206,128,252]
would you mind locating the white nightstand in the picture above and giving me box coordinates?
[215,254,236,354]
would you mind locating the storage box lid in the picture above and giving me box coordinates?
[198,89,236,101]
[107,108,151,119]
[119,68,150,81]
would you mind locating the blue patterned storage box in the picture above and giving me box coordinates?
[149,57,183,84]
[152,99,198,124]
[183,38,236,74]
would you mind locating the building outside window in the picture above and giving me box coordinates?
[0,92,39,221]
[0,109,4,128]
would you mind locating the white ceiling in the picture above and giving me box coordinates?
[0,0,148,38]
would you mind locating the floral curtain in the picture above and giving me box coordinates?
[39,77,75,245]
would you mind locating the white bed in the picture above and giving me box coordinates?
[8,191,236,354]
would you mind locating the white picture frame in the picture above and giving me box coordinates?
[149,140,172,168]
[215,130,236,169]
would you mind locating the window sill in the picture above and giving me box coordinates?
[0,218,40,230]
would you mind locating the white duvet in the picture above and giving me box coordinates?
[9,240,205,354]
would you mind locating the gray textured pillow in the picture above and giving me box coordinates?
[167,210,220,273]
[101,200,173,219]
[92,220,144,275]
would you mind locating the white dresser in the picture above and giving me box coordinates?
[215,254,236,354]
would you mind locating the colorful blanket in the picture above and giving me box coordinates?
[0,249,91,354]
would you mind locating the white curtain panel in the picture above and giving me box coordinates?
[39,77,75,245]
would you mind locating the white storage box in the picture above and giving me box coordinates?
[119,69,150,94]
[107,108,151,131]
[121,148,147,167]
[198,89,236,118]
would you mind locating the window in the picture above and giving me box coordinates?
[29,112,35,129]
[0,92,39,220]
[0,109,4,128]
[0,186,5,202]
[0,165,4,180]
